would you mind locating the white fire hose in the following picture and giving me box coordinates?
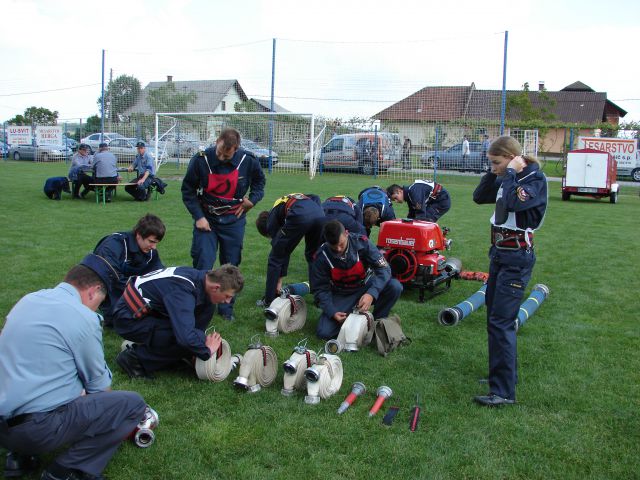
[325,311,374,353]
[264,295,307,337]
[195,338,236,382]
[282,340,318,396]
[233,341,278,393]
[304,354,343,404]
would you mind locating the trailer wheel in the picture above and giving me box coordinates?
[609,191,618,204]
[561,191,570,201]
[631,168,640,182]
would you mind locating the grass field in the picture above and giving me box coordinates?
[0,160,638,480]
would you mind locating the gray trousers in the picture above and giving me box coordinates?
[0,391,145,476]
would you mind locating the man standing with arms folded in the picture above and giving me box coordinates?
[0,254,146,480]
[182,128,265,322]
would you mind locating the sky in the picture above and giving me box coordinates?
[1,0,638,125]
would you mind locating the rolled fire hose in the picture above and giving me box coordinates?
[233,344,278,393]
[281,347,318,396]
[195,338,234,382]
[264,295,307,337]
[515,284,550,331]
[304,354,344,404]
[438,284,487,326]
[326,311,374,353]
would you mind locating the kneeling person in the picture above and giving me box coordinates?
[113,264,244,378]
[311,220,402,340]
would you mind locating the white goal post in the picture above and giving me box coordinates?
[154,112,320,176]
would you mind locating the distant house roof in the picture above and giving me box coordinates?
[374,82,627,124]
[122,79,249,116]
[250,98,289,113]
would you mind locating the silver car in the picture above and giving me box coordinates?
[106,138,138,163]
[10,143,72,162]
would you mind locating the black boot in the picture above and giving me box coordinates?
[4,451,39,478]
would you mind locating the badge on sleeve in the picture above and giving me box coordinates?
[516,186,530,202]
[375,256,388,268]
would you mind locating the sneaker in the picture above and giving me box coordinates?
[4,452,39,478]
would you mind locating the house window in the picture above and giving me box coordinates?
[221,101,226,111]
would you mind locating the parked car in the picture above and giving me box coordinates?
[9,142,72,162]
[61,137,79,151]
[150,133,200,158]
[303,132,401,175]
[420,141,486,171]
[241,140,279,168]
[80,132,126,152]
[106,138,138,163]
[0,141,9,158]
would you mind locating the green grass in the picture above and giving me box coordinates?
[1,161,639,479]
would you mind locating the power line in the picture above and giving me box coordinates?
[0,84,100,97]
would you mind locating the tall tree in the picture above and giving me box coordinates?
[8,106,58,125]
[147,82,197,113]
[97,74,141,122]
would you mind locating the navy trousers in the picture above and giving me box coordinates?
[125,175,153,201]
[0,392,145,476]
[485,246,535,400]
[316,278,403,339]
[114,306,214,373]
[190,216,246,317]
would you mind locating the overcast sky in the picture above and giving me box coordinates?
[1,0,638,124]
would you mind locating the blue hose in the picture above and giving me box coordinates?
[438,284,487,326]
[515,284,549,331]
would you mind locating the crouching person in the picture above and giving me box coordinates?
[0,254,146,480]
[113,264,244,379]
[125,142,155,201]
[311,220,403,340]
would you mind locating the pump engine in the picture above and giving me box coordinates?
[377,219,461,302]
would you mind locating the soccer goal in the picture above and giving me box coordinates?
[154,112,319,176]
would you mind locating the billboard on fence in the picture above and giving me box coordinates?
[578,136,638,173]
[7,126,32,145]
[35,126,63,144]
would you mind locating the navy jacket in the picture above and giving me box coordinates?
[357,186,396,225]
[473,164,547,230]
[43,176,70,199]
[266,193,323,239]
[113,267,214,360]
[310,233,391,319]
[94,231,164,299]
[181,147,266,225]
[322,196,366,235]
[402,181,451,222]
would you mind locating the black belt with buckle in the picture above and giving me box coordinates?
[5,413,31,428]
[491,227,533,250]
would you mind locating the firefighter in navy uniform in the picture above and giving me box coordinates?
[321,195,366,236]
[387,180,451,222]
[112,265,244,378]
[310,220,403,340]
[472,136,547,407]
[182,128,265,322]
[256,193,326,306]
[357,185,396,236]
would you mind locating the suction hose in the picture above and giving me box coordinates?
[515,284,550,331]
[264,295,307,337]
[304,354,344,404]
[195,338,234,382]
[438,284,487,326]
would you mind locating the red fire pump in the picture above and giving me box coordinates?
[377,219,461,302]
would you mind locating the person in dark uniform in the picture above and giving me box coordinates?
[310,220,403,340]
[113,264,244,379]
[125,142,155,201]
[387,180,451,222]
[321,195,366,236]
[68,144,93,199]
[0,254,146,480]
[472,135,547,406]
[43,176,70,200]
[93,213,166,327]
[182,128,265,322]
[256,193,326,306]
[357,185,396,236]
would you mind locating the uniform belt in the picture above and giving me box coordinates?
[491,227,533,250]
[5,413,31,427]
[202,200,240,216]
